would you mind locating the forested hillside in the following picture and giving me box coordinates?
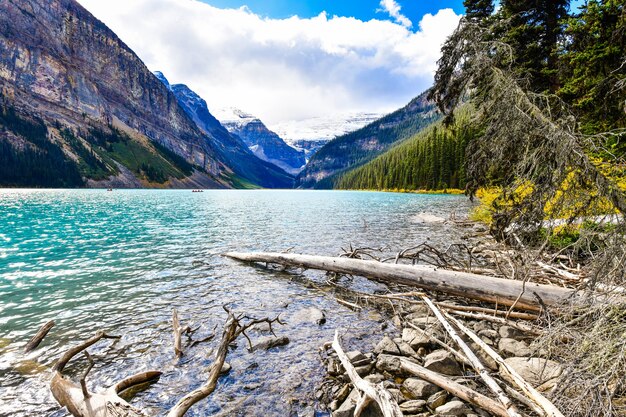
[337,110,476,191]
[296,91,439,189]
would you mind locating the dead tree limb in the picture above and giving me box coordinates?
[421,295,523,417]
[167,309,284,417]
[224,251,590,311]
[24,320,55,353]
[332,331,403,417]
[167,314,238,417]
[50,331,161,417]
[445,313,565,417]
[378,354,511,417]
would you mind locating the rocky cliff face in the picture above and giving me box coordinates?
[296,91,439,188]
[215,108,306,175]
[157,75,294,188]
[0,0,292,188]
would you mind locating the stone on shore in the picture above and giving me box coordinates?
[504,357,563,387]
[402,378,441,399]
[435,400,472,416]
[374,336,401,355]
[498,338,531,357]
[423,350,463,376]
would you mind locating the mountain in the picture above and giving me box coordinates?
[337,109,476,191]
[271,112,383,160]
[214,108,306,175]
[156,73,294,188]
[296,91,439,189]
[0,0,291,188]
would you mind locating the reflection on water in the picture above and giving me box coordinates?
[0,189,472,416]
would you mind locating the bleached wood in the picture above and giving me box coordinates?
[224,251,583,311]
[24,320,55,353]
[421,296,523,417]
[445,312,565,417]
[332,331,403,417]
[378,354,511,417]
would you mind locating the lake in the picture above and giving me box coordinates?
[0,189,472,416]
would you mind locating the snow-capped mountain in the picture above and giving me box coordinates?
[269,112,384,145]
[214,108,306,175]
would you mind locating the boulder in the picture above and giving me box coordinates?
[423,350,463,376]
[426,390,448,409]
[399,400,427,414]
[376,354,402,374]
[498,338,531,357]
[402,378,441,399]
[394,338,419,357]
[504,357,563,387]
[435,400,472,416]
[402,328,431,350]
[374,336,401,355]
[251,336,290,351]
[499,325,525,340]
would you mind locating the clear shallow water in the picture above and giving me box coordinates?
[0,189,472,416]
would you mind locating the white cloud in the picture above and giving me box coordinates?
[76,0,461,124]
[378,0,412,28]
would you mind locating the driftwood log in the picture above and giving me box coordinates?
[332,331,403,417]
[422,296,523,417]
[50,331,162,417]
[377,354,512,417]
[224,252,584,311]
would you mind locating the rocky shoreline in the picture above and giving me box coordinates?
[318,301,562,417]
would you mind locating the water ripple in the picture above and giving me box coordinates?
[0,189,473,416]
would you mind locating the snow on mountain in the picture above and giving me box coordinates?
[213,107,306,175]
[269,112,384,146]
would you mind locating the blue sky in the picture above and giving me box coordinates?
[199,0,466,23]
[77,0,464,124]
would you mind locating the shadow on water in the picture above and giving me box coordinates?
[0,189,474,416]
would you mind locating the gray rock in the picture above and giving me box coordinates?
[402,328,431,350]
[394,338,419,357]
[251,336,290,351]
[347,350,366,363]
[374,336,401,355]
[498,338,531,357]
[364,373,385,383]
[472,321,492,333]
[435,400,471,416]
[355,363,374,377]
[376,354,402,374]
[499,325,525,340]
[504,357,563,387]
[424,350,463,375]
[400,400,427,413]
[328,357,343,376]
[427,390,448,409]
[410,316,438,329]
[477,329,498,339]
[403,378,441,399]
[220,362,231,374]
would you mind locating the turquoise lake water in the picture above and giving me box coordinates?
[0,189,472,416]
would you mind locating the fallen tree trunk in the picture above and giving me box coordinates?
[224,252,585,311]
[50,331,161,417]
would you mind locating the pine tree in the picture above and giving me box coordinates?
[463,0,494,20]
[501,0,570,92]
